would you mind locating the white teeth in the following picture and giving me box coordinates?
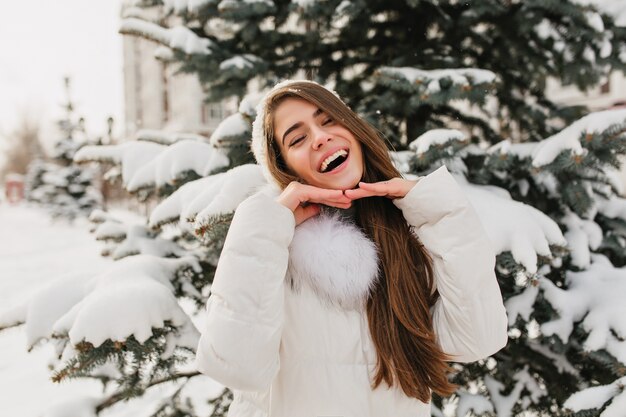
[320,150,348,172]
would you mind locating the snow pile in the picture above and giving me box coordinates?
[119,18,214,55]
[541,254,626,364]
[42,397,99,417]
[531,109,626,167]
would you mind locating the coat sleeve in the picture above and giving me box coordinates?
[194,191,295,391]
[393,165,508,363]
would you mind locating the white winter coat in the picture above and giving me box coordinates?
[195,165,508,417]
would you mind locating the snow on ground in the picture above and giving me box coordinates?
[0,203,110,416]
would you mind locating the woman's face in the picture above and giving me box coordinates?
[273,98,364,190]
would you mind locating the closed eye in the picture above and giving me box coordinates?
[290,135,306,146]
[322,117,334,126]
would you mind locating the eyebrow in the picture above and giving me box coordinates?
[281,108,325,145]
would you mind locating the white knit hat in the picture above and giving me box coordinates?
[250,79,344,188]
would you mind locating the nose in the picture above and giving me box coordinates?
[311,125,331,150]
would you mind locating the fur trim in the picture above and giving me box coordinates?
[251,79,344,188]
[287,212,380,311]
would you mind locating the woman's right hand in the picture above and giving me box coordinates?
[276,181,352,225]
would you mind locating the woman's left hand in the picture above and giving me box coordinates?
[343,178,418,200]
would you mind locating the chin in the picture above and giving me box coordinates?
[324,174,361,190]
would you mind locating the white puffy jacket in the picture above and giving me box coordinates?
[195,165,508,417]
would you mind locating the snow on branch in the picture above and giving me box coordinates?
[126,139,229,193]
[163,0,215,14]
[380,66,497,92]
[574,0,626,26]
[193,164,267,228]
[488,139,538,159]
[119,18,214,55]
[0,256,202,350]
[564,376,626,416]
[462,179,567,274]
[209,112,251,147]
[455,391,494,417]
[219,54,263,71]
[596,194,626,221]
[149,164,267,232]
[408,129,467,155]
[561,209,603,269]
[149,176,223,230]
[74,142,165,188]
[541,254,626,364]
[135,129,209,145]
[484,368,546,417]
[94,221,187,260]
[75,140,228,193]
[531,108,626,167]
[46,255,201,347]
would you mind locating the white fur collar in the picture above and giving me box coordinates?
[286,211,380,311]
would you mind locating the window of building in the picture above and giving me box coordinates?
[202,102,224,124]
[600,79,611,94]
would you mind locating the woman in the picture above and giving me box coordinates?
[195,80,508,417]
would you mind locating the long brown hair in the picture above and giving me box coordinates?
[260,81,456,402]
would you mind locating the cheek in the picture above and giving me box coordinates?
[284,150,314,178]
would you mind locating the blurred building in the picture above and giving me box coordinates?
[120,5,236,139]
[4,174,24,204]
[546,72,626,111]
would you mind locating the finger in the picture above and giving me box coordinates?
[343,188,376,200]
[358,181,389,190]
[356,182,389,196]
[321,201,352,209]
[294,203,321,225]
[308,189,352,205]
[360,180,407,197]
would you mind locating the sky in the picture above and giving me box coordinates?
[0,0,124,157]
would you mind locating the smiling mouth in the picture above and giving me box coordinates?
[320,150,349,173]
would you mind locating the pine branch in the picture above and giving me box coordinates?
[95,371,201,412]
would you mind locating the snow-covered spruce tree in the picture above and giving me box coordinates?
[119,0,625,148]
[403,110,626,416]
[25,77,102,220]
[1,2,626,417]
[0,102,259,416]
